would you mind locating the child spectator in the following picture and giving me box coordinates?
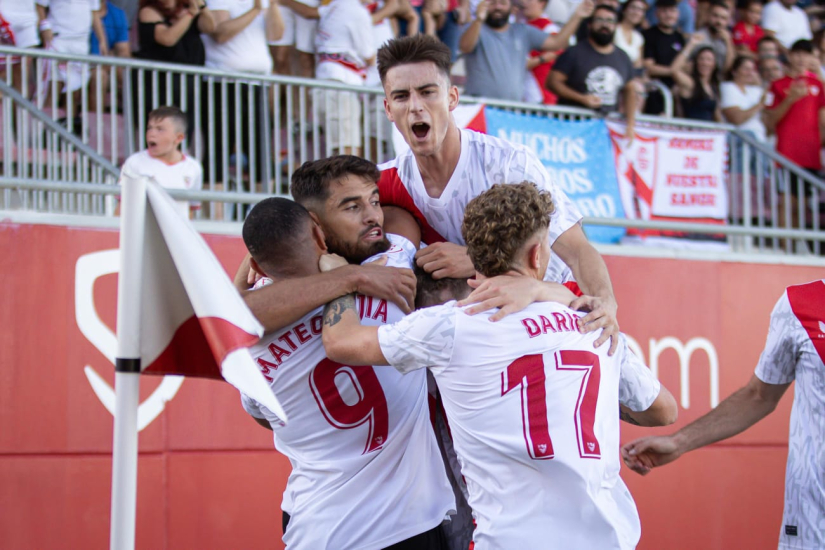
[733,0,765,54]
[119,106,203,219]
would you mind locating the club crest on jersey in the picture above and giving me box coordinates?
[587,442,596,452]
[374,436,384,446]
[538,444,547,453]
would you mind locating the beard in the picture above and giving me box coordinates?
[485,13,509,28]
[590,28,615,46]
[325,228,391,265]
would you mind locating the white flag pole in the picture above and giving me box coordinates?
[110,175,147,550]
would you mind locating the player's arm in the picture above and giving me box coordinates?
[322,293,389,366]
[622,375,790,474]
[457,275,577,321]
[619,384,678,427]
[552,224,619,353]
[383,206,422,248]
[234,256,416,333]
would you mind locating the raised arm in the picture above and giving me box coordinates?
[542,0,594,51]
[458,0,488,54]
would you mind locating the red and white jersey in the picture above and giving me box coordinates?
[754,279,825,550]
[315,0,376,85]
[241,234,454,550]
[379,129,582,282]
[119,150,202,218]
[378,301,660,549]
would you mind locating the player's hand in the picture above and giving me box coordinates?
[319,253,350,272]
[415,242,475,280]
[458,277,577,321]
[574,0,595,19]
[621,435,683,475]
[569,294,619,355]
[475,0,489,21]
[582,94,602,109]
[353,260,417,314]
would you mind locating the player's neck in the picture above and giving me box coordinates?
[415,124,461,198]
[151,149,183,166]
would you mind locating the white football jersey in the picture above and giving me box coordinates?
[315,0,376,85]
[119,150,202,218]
[378,129,582,282]
[378,301,659,550]
[241,234,455,550]
[754,279,825,550]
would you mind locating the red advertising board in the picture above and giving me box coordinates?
[1,221,822,550]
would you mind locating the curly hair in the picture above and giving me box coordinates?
[461,182,555,277]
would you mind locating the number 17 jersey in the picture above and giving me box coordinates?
[378,301,655,550]
[241,235,455,550]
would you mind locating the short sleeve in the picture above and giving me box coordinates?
[90,0,101,11]
[525,24,549,51]
[353,10,377,61]
[754,292,800,385]
[510,146,583,244]
[719,82,737,109]
[552,47,575,76]
[642,30,654,60]
[241,393,267,420]
[377,304,458,374]
[761,3,780,33]
[617,335,662,412]
[115,10,131,42]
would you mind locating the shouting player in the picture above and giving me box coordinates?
[376,35,621,353]
[238,156,455,549]
[320,182,678,549]
[622,279,825,550]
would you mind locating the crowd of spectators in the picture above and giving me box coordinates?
[2,0,825,178]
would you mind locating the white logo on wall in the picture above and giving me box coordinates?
[586,66,624,106]
[75,250,184,431]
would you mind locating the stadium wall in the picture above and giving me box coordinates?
[1,220,822,550]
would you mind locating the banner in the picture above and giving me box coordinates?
[484,108,626,244]
[607,121,728,223]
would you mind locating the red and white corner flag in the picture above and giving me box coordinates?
[110,175,284,550]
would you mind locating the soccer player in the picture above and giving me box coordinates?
[320,182,678,549]
[238,157,455,548]
[375,34,622,354]
[622,279,825,550]
[118,106,202,219]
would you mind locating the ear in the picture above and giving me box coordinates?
[448,85,460,112]
[249,257,267,278]
[174,131,185,146]
[307,210,322,226]
[526,242,542,272]
[383,97,395,122]
[311,221,328,253]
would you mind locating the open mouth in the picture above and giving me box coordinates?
[361,227,383,241]
[411,122,430,139]
[147,140,158,148]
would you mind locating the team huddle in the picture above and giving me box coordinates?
[231,35,824,550]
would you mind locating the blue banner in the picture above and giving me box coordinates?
[483,108,626,244]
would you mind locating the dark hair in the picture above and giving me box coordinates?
[709,0,729,10]
[377,35,452,84]
[243,198,313,274]
[619,0,647,22]
[744,0,762,10]
[689,46,720,104]
[757,36,780,49]
[148,105,187,134]
[790,39,814,53]
[414,264,471,309]
[655,0,678,9]
[594,3,619,16]
[290,155,381,206]
[727,54,756,80]
[139,0,189,21]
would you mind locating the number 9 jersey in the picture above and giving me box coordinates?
[241,234,455,550]
[378,301,661,550]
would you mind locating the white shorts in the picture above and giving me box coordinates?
[315,86,362,151]
[268,5,317,53]
[39,36,91,93]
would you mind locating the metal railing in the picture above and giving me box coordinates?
[0,45,822,255]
